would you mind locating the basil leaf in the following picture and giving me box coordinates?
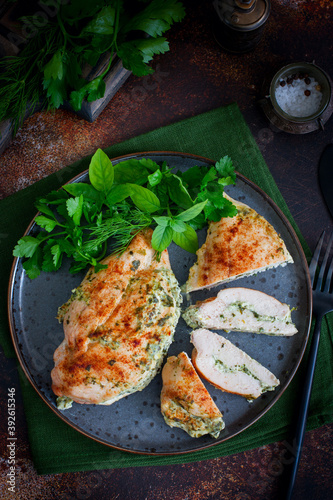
[172,224,198,253]
[151,182,168,209]
[181,165,207,189]
[148,169,163,187]
[129,185,160,213]
[114,160,150,184]
[166,174,193,209]
[89,149,114,193]
[63,183,101,202]
[106,184,132,206]
[176,201,207,222]
[153,216,171,227]
[151,225,173,252]
[169,219,187,233]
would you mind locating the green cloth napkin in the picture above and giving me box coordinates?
[1,103,332,475]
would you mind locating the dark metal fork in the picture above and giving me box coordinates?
[285,231,333,499]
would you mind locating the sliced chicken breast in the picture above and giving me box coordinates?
[161,352,225,438]
[183,287,297,336]
[185,194,293,293]
[191,329,280,400]
[52,229,181,406]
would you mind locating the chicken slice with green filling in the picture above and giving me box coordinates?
[161,352,225,438]
[52,229,181,406]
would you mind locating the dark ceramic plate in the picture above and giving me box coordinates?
[8,152,312,455]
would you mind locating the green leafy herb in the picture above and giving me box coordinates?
[89,149,114,193]
[13,150,237,279]
[0,1,186,134]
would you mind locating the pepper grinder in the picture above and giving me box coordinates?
[212,0,271,53]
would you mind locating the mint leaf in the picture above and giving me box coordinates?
[172,224,198,253]
[129,185,161,213]
[89,149,114,193]
[35,215,58,232]
[13,236,40,258]
[151,225,173,252]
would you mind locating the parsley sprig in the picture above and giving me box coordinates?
[13,150,237,279]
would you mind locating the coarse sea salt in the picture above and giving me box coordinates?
[275,75,323,118]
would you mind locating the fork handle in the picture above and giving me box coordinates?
[284,316,323,500]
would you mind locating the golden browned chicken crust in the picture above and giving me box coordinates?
[185,194,293,292]
[160,352,224,438]
[51,229,181,406]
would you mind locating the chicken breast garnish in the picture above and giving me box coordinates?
[185,194,293,293]
[161,352,225,438]
[183,287,297,336]
[191,329,280,400]
[52,229,181,406]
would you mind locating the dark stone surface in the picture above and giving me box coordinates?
[1,1,332,498]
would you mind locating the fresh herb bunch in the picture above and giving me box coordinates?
[0,0,185,133]
[13,149,238,279]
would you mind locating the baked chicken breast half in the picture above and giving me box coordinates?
[185,194,293,293]
[161,352,225,438]
[183,287,297,336]
[191,329,280,400]
[52,229,181,407]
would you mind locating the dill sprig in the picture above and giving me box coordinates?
[83,211,153,256]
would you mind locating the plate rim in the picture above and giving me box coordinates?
[7,150,313,456]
